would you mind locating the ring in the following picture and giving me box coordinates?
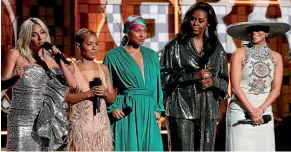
[204,73,209,78]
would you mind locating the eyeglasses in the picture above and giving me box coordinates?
[247,26,270,33]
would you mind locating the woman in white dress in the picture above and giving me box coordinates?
[225,12,290,151]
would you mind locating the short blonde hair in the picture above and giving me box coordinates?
[16,17,51,63]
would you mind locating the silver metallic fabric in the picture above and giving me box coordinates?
[7,65,69,151]
[160,37,229,151]
[167,117,217,151]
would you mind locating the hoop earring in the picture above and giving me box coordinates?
[205,27,209,37]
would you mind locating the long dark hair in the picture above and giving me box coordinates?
[178,2,219,46]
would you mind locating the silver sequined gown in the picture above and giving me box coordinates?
[226,43,276,151]
[7,65,69,151]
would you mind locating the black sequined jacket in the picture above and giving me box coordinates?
[160,37,229,119]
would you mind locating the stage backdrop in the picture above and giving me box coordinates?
[1,0,291,118]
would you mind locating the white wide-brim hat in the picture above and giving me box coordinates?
[226,12,291,41]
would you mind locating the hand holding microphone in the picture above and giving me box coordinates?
[112,106,132,120]
[238,114,272,125]
[89,78,102,115]
[91,82,107,97]
[41,42,70,65]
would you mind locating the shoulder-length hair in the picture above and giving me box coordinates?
[178,2,219,46]
[16,17,51,63]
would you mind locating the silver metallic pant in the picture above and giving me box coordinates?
[167,117,217,151]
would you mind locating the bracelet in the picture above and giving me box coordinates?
[259,106,265,113]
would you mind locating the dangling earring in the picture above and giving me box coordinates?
[125,35,129,46]
[205,27,209,37]
[266,33,269,38]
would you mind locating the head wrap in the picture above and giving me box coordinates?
[123,15,146,34]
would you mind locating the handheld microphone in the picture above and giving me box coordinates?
[41,42,70,65]
[238,115,272,124]
[122,106,132,116]
[89,78,102,115]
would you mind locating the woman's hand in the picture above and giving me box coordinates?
[194,69,211,80]
[51,45,62,55]
[91,84,108,97]
[194,69,213,89]
[15,66,25,78]
[248,107,264,125]
[155,111,161,129]
[112,109,125,120]
[201,77,213,89]
[252,116,264,126]
[251,107,264,120]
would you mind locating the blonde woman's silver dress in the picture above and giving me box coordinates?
[6,65,69,151]
[226,43,276,151]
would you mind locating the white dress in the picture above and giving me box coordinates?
[226,43,276,151]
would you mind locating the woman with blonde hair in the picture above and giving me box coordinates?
[2,18,97,151]
[66,28,116,151]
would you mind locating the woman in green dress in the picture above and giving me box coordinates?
[103,15,165,151]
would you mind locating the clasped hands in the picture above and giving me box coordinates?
[194,69,213,89]
[90,84,108,97]
[248,107,265,126]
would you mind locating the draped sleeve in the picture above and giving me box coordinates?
[210,43,229,101]
[103,53,118,113]
[151,50,165,113]
[35,68,69,151]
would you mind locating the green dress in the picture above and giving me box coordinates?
[103,46,165,151]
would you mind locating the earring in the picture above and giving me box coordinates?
[266,33,269,38]
[205,27,209,37]
[125,35,129,46]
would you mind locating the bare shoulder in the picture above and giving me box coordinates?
[67,62,75,74]
[2,49,21,78]
[271,51,282,64]
[233,47,245,56]
[99,63,109,73]
[6,49,20,58]
[5,49,22,65]
[231,47,245,60]
[271,51,282,59]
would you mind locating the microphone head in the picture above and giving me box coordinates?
[262,115,272,123]
[94,77,102,86]
[89,81,95,88]
[122,106,132,116]
[89,77,102,88]
[41,42,53,50]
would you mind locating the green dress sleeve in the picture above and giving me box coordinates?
[103,53,118,113]
[153,53,165,113]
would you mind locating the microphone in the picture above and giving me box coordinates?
[41,42,70,65]
[122,106,132,116]
[237,115,272,124]
[89,78,102,115]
